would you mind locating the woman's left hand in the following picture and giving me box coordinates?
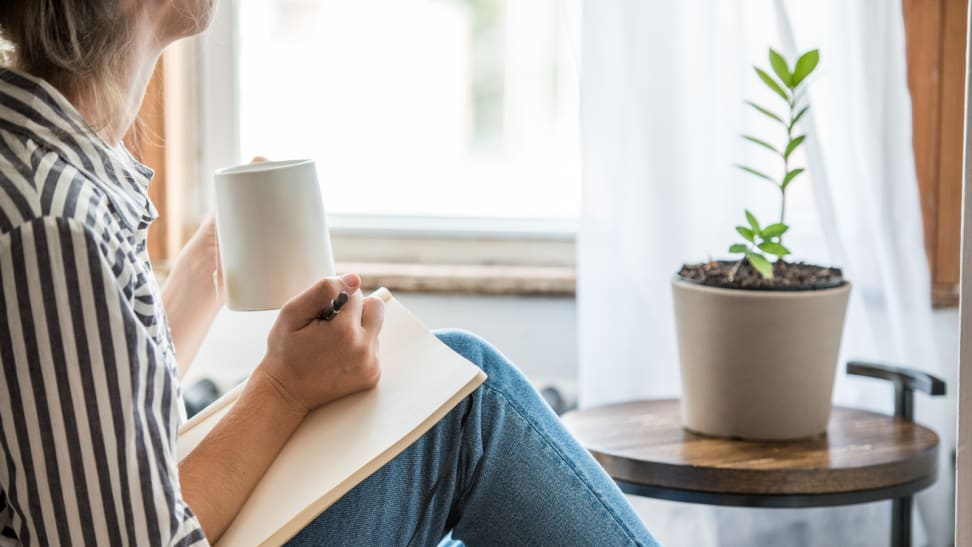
[162,214,223,377]
[184,214,222,305]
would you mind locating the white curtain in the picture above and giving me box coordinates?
[577,1,955,546]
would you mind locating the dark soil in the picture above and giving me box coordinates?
[678,259,844,291]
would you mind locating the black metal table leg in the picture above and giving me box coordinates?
[892,496,912,547]
[846,362,946,547]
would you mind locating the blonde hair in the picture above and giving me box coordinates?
[0,1,134,131]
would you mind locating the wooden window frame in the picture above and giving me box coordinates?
[904,0,969,308]
[127,56,181,266]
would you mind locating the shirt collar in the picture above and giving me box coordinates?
[0,68,157,232]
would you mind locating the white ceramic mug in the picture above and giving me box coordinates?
[214,159,335,311]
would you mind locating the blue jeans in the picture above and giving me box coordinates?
[286,330,659,546]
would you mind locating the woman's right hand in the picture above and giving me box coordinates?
[255,272,385,415]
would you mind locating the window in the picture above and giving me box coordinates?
[227,0,580,225]
[148,0,965,297]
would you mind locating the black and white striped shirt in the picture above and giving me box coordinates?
[0,69,207,545]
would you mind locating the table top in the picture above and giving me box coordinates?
[562,399,940,506]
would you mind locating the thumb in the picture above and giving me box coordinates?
[360,295,385,336]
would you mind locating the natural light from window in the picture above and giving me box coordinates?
[237,0,581,222]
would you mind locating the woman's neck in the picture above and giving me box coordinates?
[76,19,163,147]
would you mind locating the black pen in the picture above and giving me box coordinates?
[317,291,349,321]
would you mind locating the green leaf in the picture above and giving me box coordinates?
[781,167,806,190]
[746,251,774,278]
[742,135,779,154]
[784,135,806,160]
[758,242,791,257]
[736,226,755,243]
[746,101,786,125]
[790,105,810,130]
[791,49,820,87]
[761,223,789,239]
[755,67,789,102]
[735,164,776,185]
[729,243,749,254]
[769,49,792,88]
[745,210,761,234]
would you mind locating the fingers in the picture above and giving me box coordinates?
[360,295,385,336]
[251,156,268,163]
[341,272,361,292]
[281,273,362,329]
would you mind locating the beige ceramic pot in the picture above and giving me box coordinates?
[672,277,851,440]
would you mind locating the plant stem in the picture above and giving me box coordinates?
[779,93,795,244]
[729,257,744,282]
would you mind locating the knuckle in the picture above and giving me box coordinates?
[338,322,357,340]
[279,299,297,316]
[351,338,371,362]
[367,309,385,327]
[310,276,340,297]
[368,297,386,314]
[363,360,381,386]
[353,351,380,381]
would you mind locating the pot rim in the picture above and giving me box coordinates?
[672,274,851,297]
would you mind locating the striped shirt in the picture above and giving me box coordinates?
[0,69,207,545]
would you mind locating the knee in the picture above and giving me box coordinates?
[434,329,522,384]
[435,328,492,367]
[435,329,557,424]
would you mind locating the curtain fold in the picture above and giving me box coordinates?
[578,1,954,545]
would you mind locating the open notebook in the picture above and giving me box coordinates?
[176,288,487,546]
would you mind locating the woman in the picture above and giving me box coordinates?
[0,1,658,545]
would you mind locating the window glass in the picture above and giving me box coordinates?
[238,0,581,220]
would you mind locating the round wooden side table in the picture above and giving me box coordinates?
[562,399,940,547]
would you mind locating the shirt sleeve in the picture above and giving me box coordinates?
[0,216,208,546]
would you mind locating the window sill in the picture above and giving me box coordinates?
[154,261,576,297]
[338,262,576,297]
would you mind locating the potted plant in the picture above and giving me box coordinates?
[672,48,850,440]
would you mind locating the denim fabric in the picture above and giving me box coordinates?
[286,329,660,546]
